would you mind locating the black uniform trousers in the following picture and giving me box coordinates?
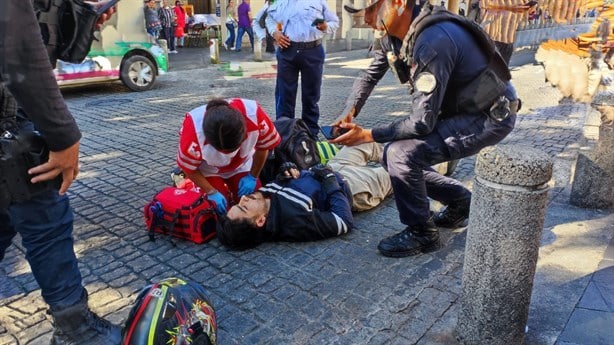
[383,111,516,227]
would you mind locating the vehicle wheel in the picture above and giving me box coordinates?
[120,55,156,91]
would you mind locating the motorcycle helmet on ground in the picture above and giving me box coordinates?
[122,277,217,345]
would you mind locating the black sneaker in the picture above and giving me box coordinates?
[433,197,471,228]
[377,222,441,258]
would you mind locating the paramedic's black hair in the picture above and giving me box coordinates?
[203,98,246,152]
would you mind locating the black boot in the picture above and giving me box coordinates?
[49,292,122,345]
[377,221,441,258]
[433,197,471,228]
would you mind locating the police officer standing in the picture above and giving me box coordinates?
[0,0,121,344]
[264,0,339,137]
[331,1,519,258]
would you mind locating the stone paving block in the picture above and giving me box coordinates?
[558,309,614,345]
[0,334,18,345]
[578,281,611,311]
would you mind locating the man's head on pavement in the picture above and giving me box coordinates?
[344,0,419,40]
[217,192,270,250]
[204,98,247,153]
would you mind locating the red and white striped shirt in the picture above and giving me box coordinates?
[177,98,281,179]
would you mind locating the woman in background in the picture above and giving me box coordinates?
[174,0,187,48]
[225,0,237,50]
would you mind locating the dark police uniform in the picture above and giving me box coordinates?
[371,10,518,229]
[1,1,121,343]
[0,0,83,309]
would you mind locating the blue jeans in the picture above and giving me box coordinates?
[225,23,236,48]
[235,26,254,51]
[0,190,84,310]
[275,44,325,137]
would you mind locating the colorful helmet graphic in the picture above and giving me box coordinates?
[122,278,217,345]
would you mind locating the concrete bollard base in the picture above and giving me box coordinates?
[457,145,553,345]
[209,39,220,64]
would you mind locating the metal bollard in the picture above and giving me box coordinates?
[209,38,220,64]
[456,145,553,345]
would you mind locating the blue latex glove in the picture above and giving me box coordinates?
[207,191,228,215]
[238,173,257,197]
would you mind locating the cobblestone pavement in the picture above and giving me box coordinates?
[1,48,612,345]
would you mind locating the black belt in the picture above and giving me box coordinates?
[289,39,322,49]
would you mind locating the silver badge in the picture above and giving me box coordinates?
[414,72,437,94]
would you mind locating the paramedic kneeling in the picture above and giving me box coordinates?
[176,98,281,214]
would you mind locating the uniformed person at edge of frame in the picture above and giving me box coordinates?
[0,0,122,344]
[330,0,519,258]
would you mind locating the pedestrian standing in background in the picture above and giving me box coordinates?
[159,0,178,53]
[174,0,187,48]
[235,0,254,52]
[144,0,162,41]
[596,17,611,44]
[264,0,339,137]
[225,0,237,50]
[466,0,480,22]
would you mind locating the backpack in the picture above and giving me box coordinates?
[260,118,321,184]
[122,277,217,345]
[144,186,218,244]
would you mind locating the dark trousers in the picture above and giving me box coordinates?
[383,112,516,226]
[275,44,325,137]
[0,189,84,310]
[161,26,176,51]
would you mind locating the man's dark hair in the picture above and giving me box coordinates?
[203,98,246,152]
[216,216,267,251]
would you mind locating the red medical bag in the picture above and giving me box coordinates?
[144,187,217,244]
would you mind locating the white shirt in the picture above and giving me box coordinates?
[264,0,339,43]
